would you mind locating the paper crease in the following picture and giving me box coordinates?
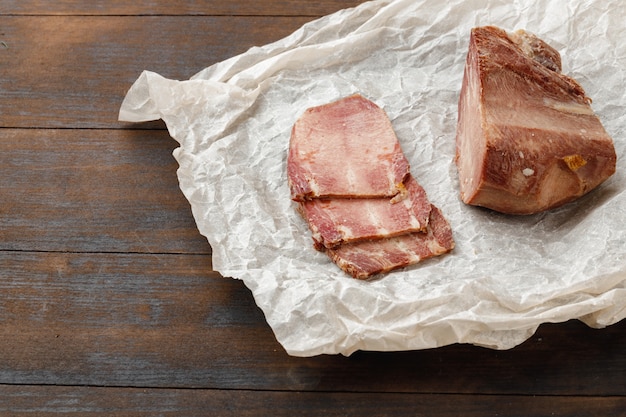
[119,0,626,356]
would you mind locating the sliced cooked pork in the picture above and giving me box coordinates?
[288,94,454,279]
[288,94,410,201]
[324,205,455,280]
[455,26,617,215]
[298,175,432,250]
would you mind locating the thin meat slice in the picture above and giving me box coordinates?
[298,175,432,250]
[324,205,454,280]
[455,26,617,214]
[288,94,410,201]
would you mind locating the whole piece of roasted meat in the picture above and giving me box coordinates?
[455,26,617,215]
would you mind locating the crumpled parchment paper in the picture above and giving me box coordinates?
[119,0,626,356]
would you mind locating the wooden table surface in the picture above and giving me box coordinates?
[1,1,625,415]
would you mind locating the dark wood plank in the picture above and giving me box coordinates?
[0,385,624,417]
[0,15,315,129]
[2,1,625,413]
[0,128,209,253]
[1,251,625,396]
[1,0,364,16]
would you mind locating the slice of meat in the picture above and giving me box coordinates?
[324,205,454,280]
[288,94,410,201]
[298,175,432,250]
[455,26,617,215]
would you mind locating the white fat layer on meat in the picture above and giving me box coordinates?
[308,177,319,196]
[336,224,354,240]
[385,162,396,194]
[394,237,421,264]
[426,239,446,255]
[345,164,358,196]
[365,200,390,237]
[401,195,423,229]
[543,98,595,116]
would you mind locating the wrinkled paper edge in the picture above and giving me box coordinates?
[119,0,626,356]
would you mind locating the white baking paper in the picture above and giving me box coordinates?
[119,0,626,356]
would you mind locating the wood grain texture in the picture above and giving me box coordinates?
[1,0,625,414]
[0,128,209,253]
[0,15,313,129]
[0,385,624,417]
[1,252,625,395]
[1,0,364,16]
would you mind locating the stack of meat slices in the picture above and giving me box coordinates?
[287,94,454,279]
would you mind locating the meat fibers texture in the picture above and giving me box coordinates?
[455,26,616,215]
[288,94,410,201]
[288,94,454,279]
[325,205,454,280]
[298,175,432,250]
